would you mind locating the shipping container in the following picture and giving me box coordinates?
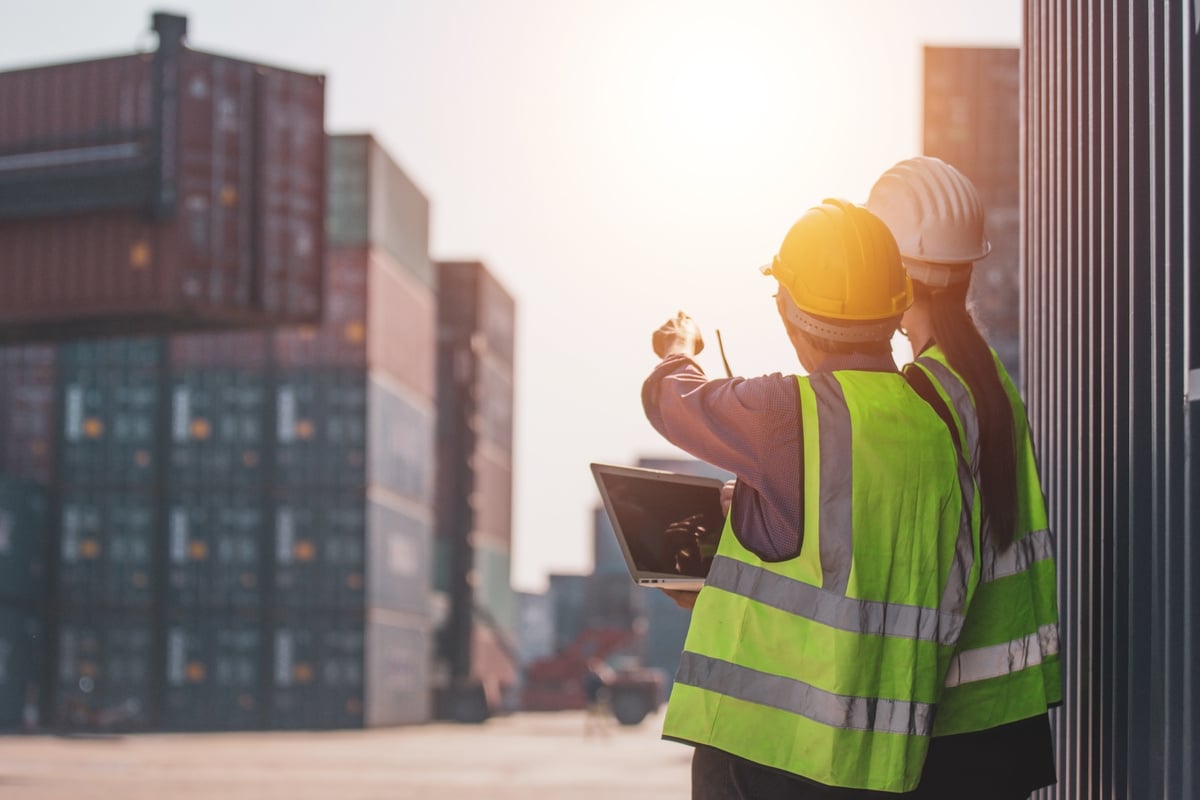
[366,247,436,398]
[274,369,366,486]
[515,591,554,666]
[327,134,432,289]
[166,489,264,609]
[438,261,516,366]
[0,604,40,730]
[0,477,48,605]
[470,622,518,713]
[476,355,514,453]
[546,574,588,652]
[273,489,365,612]
[274,247,367,369]
[59,338,162,487]
[169,366,269,486]
[474,543,516,634]
[56,611,154,731]
[163,612,260,731]
[367,375,435,504]
[59,487,155,609]
[592,505,626,577]
[0,345,56,485]
[364,613,432,726]
[1023,4,1199,799]
[365,495,431,616]
[270,612,365,729]
[584,572,640,632]
[169,330,269,370]
[0,13,326,341]
[923,46,1022,382]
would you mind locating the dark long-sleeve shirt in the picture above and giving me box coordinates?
[641,351,898,561]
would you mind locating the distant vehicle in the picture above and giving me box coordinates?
[521,626,665,726]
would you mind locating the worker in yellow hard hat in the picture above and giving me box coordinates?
[867,155,1061,800]
[642,198,981,798]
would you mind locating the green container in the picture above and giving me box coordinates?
[0,477,47,604]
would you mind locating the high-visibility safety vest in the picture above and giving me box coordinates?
[905,347,1062,737]
[662,370,982,793]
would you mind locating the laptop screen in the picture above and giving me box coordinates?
[592,464,725,580]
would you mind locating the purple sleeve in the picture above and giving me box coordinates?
[641,355,804,560]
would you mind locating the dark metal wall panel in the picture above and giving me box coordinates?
[1023,2,1197,798]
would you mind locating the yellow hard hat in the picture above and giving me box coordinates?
[761,199,912,340]
[866,155,991,287]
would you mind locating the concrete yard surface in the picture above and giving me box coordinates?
[0,710,693,800]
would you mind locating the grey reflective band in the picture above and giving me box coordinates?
[915,356,979,469]
[810,373,854,595]
[943,623,1061,688]
[677,651,935,736]
[981,528,1056,583]
[940,447,978,618]
[706,556,966,646]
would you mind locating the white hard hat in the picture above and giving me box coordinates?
[865,155,991,288]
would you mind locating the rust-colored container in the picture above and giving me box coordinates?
[0,13,326,342]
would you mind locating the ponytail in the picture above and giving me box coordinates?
[919,280,1018,550]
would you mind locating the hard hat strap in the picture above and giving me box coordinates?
[904,259,973,289]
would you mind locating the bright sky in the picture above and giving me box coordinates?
[0,0,1020,593]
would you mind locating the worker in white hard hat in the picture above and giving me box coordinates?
[867,155,1061,800]
[642,198,981,798]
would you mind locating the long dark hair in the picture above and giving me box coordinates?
[919,280,1018,550]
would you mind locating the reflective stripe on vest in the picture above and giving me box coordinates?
[704,556,965,646]
[944,622,1061,688]
[675,651,935,736]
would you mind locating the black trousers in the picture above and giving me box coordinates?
[690,746,1036,800]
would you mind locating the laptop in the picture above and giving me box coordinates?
[590,462,726,592]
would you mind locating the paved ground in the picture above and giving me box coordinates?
[0,711,693,800]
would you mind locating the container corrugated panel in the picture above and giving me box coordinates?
[1023,5,1197,799]
[470,449,512,553]
[273,489,365,612]
[367,246,435,399]
[0,48,326,338]
[166,489,264,609]
[592,505,626,577]
[271,613,365,729]
[0,604,40,730]
[365,496,431,615]
[169,367,269,486]
[59,487,155,609]
[923,45,1022,381]
[327,135,432,289]
[274,247,367,369]
[476,354,513,453]
[436,261,516,367]
[515,591,555,666]
[367,375,434,504]
[0,477,47,605]
[169,330,269,369]
[364,611,431,726]
[56,611,154,731]
[252,62,326,321]
[274,369,366,486]
[546,574,588,651]
[163,612,260,731]
[0,345,56,485]
[59,338,162,487]
[584,572,640,631]
[473,542,515,633]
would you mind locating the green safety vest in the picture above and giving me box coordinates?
[905,347,1062,737]
[663,370,981,793]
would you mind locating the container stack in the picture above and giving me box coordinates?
[435,261,518,714]
[0,132,441,732]
[0,475,46,730]
[0,13,327,343]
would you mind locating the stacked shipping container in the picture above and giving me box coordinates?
[922,46,1022,383]
[0,132,442,732]
[435,260,518,715]
[0,13,327,342]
